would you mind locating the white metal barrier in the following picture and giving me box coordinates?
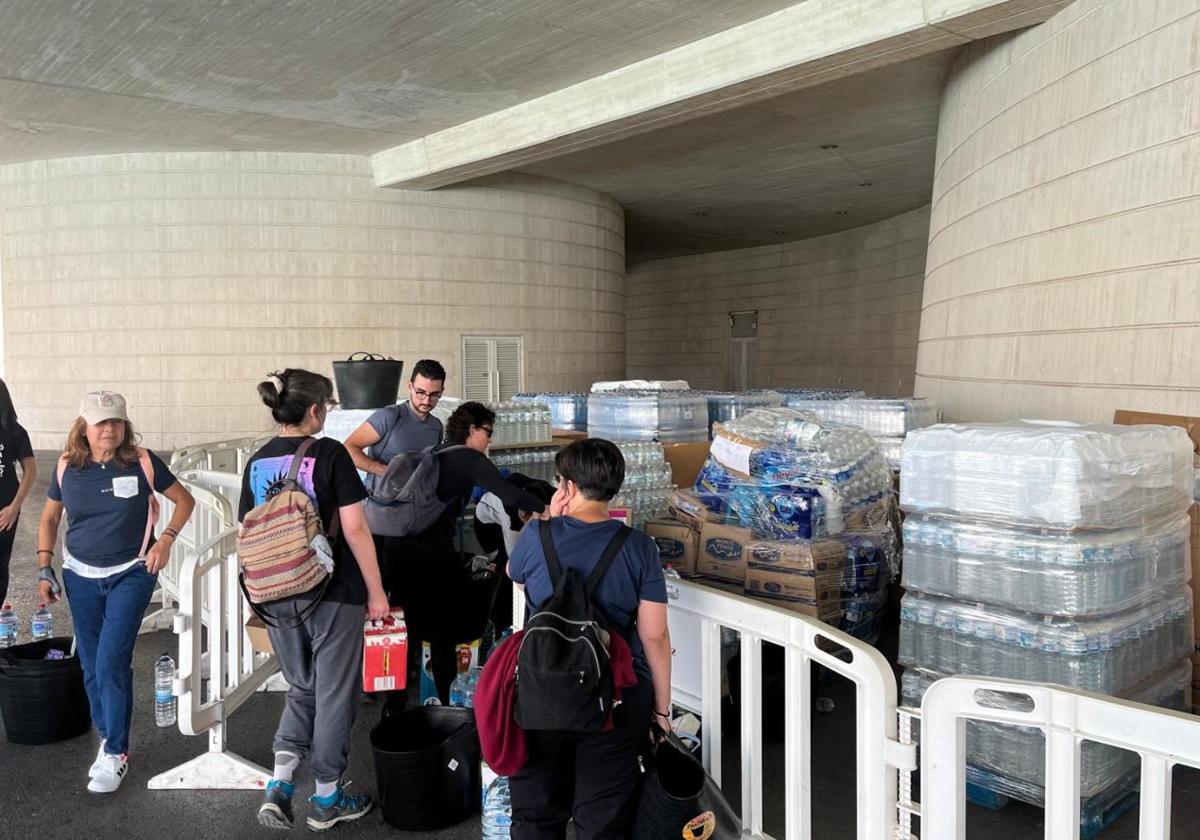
[920,676,1200,840]
[663,580,915,840]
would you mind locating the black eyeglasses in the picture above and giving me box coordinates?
[413,387,443,401]
[479,426,494,438]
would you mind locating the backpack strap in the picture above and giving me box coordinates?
[278,437,340,540]
[584,525,632,598]
[135,447,161,557]
[538,520,564,585]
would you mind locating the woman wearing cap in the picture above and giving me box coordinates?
[35,391,195,794]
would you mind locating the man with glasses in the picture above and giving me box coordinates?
[344,358,447,486]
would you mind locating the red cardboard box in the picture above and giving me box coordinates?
[363,610,408,693]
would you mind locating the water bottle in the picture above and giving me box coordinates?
[0,603,16,648]
[450,667,478,708]
[31,604,52,640]
[663,563,681,601]
[482,775,512,840]
[154,652,177,727]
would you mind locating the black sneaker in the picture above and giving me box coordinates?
[307,783,373,831]
[257,779,295,830]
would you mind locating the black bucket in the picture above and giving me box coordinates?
[332,353,404,409]
[370,705,480,830]
[0,637,91,745]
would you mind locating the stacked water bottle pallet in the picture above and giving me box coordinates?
[696,390,782,437]
[611,442,675,529]
[667,408,897,641]
[588,390,709,443]
[790,397,939,471]
[899,421,1196,811]
[513,392,588,432]
[487,401,553,447]
[490,447,559,484]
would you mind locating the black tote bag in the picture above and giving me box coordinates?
[634,730,741,840]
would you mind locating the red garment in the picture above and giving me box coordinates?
[475,630,527,776]
[475,628,640,776]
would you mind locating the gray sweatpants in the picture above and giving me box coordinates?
[265,597,364,783]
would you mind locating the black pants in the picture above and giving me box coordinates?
[378,532,459,708]
[510,677,653,840]
[0,517,17,606]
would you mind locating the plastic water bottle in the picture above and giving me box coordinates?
[31,604,52,640]
[154,652,177,727]
[0,603,16,648]
[450,668,478,708]
[663,563,681,600]
[482,775,512,839]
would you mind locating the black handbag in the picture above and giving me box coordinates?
[633,729,742,840]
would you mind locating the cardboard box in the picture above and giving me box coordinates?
[1193,505,1200,640]
[245,614,272,654]
[746,592,841,622]
[744,565,839,604]
[363,611,407,693]
[744,539,844,574]
[696,521,751,584]
[1113,410,1200,452]
[668,488,721,532]
[662,441,712,488]
[645,518,699,577]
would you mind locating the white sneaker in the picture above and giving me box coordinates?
[88,739,107,778]
[87,753,128,794]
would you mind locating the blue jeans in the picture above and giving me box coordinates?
[64,563,158,755]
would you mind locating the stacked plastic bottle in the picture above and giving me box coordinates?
[696,390,783,437]
[490,447,559,484]
[898,421,1196,807]
[777,388,865,403]
[611,442,675,528]
[513,392,588,432]
[487,401,553,446]
[587,390,709,443]
[791,398,939,471]
[690,408,898,640]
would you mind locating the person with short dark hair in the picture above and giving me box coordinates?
[239,369,389,831]
[387,401,548,708]
[344,358,446,486]
[506,438,672,840]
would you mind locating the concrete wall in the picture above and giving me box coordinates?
[0,153,624,450]
[916,0,1200,422]
[625,207,929,394]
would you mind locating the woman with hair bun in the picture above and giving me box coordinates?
[238,368,388,832]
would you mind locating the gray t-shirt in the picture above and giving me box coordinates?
[366,401,444,468]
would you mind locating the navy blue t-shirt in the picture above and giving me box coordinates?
[508,517,666,668]
[48,451,177,567]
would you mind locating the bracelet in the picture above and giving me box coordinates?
[652,710,671,719]
[36,549,53,557]
[163,528,179,540]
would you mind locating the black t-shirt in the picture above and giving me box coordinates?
[0,422,33,504]
[427,444,548,539]
[238,436,369,605]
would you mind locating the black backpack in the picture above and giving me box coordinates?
[514,522,632,733]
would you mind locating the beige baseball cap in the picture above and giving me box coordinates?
[79,390,129,425]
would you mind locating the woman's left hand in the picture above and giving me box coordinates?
[0,503,19,532]
[145,537,172,574]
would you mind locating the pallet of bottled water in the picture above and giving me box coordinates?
[902,513,1191,616]
[488,401,553,446]
[513,392,588,432]
[697,390,783,435]
[610,442,675,527]
[902,660,1190,803]
[900,422,1195,529]
[898,587,1193,695]
[587,390,709,442]
[778,388,865,403]
[490,446,559,484]
[795,398,939,438]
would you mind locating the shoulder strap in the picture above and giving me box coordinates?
[56,455,67,490]
[584,525,632,598]
[286,437,316,482]
[134,447,161,557]
[538,521,563,585]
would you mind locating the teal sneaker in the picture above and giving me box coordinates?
[307,783,373,831]
[257,779,295,829]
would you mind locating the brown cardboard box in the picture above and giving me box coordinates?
[1113,410,1200,452]
[645,518,698,577]
[1192,506,1200,641]
[668,488,722,532]
[744,539,844,574]
[662,441,712,488]
[747,592,842,622]
[696,521,751,584]
[245,614,272,654]
[744,564,839,605]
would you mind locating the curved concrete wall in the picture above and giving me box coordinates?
[0,153,624,449]
[916,0,1200,422]
[626,207,929,394]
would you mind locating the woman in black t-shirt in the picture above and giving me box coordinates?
[238,369,388,832]
[0,379,36,605]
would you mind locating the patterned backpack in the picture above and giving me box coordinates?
[237,438,334,627]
